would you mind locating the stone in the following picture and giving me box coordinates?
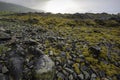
[57,72,65,80]
[62,69,69,76]
[69,74,74,80]
[28,47,44,57]
[8,56,23,80]
[88,46,101,58]
[99,71,106,78]
[33,55,55,80]
[0,32,11,41]
[78,74,84,80]
[116,74,120,80]
[24,39,38,45]
[2,66,9,74]
[72,72,78,79]
[0,27,5,32]
[82,71,90,80]
[48,50,54,56]
[60,51,66,57]
[65,67,74,74]
[91,73,97,78]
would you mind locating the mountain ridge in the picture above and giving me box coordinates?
[0,1,41,13]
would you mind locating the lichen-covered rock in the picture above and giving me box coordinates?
[33,55,55,80]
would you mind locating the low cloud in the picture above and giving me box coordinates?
[0,0,120,13]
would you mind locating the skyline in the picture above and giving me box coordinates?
[0,0,120,13]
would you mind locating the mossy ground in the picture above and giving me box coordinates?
[0,12,120,80]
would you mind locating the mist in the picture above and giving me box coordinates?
[0,0,120,13]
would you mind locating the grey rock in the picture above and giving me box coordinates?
[83,71,90,79]
[60,51,66,57]
[57,72,65,80]
[33,55,55,80]
[99,71,106,77]
[28,47,44,57]
[2,66,8,74]
[0,73,6,80]
[78,74,84,80]
[7,54,24,80]
[24,39,38,45]
[48,50,54,56]
[0,27,5,32]
[0,32,11,41]
[72,72,78,79]
[69,74,73,80]
[91,73,97,78]
[62,69,69,76]
[64,67,74,74]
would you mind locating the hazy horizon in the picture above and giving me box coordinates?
[0,0,120,14]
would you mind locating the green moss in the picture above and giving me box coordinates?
[100,46,107,59]
[72,63,80,74]
[86,57,98,65]
[97,62,120,77]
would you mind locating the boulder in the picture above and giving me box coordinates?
[33,55,55,80]
[6,50,24,80]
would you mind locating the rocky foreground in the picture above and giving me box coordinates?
[0,13,120,80]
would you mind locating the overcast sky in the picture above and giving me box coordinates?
[0,0,120,13]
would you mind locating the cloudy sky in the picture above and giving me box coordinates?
[0,0,120,13]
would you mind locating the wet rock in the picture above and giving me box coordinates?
[33,55,55,80]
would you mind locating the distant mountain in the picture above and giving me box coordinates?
[0,1,40,13]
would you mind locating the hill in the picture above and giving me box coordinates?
[0,1,39,13]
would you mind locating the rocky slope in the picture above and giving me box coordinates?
[0,13,120,80]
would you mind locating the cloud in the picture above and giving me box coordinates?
[0,0,120,13]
